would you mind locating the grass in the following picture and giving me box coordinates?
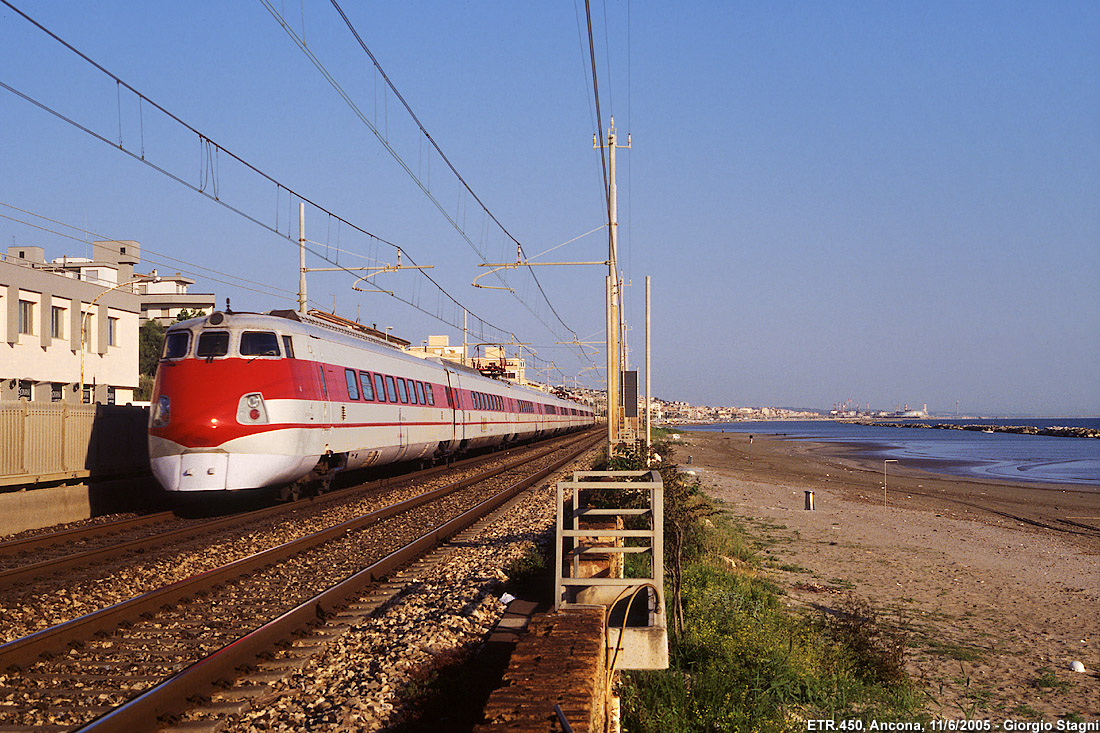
[619,494,923,732]
[1031,667,1075,692]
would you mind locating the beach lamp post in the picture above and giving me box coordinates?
[79,271,159,403]
[883,459,898,508]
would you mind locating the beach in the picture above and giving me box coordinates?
[671,430,1099,719]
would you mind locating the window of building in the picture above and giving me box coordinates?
[107,317,119,347]
[196,331,230,358]
[51,383,63,402]
[107,386,116,405]
[359,371,375,401]
[85,269,98,283]
[51,306,65,339]
[18,300,34,335]
[240,331,280,356]
[17,380,32,400]
[345,369,359,400]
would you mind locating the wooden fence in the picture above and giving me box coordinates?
[0,401,149,486]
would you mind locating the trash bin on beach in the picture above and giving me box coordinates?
[804,491,815,510]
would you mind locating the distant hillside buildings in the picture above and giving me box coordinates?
[1,241,214,404]
[653,398,822,424]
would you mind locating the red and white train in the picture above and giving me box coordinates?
[148,309,595,496]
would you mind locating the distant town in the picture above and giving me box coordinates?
[653,399,933,425]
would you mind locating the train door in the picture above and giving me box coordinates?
[318,363,333,449]
[443,369,458,444]
[398,403,408,460]
[447,370,465,447]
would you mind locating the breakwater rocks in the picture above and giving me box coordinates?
[853,420,1100,439]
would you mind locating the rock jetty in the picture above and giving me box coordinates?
[852,421,1100,439]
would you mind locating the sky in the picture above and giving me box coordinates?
[1,1,1097,417]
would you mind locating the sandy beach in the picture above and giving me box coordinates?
[670,430,1099,719]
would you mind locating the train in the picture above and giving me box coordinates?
[148,309,595,498]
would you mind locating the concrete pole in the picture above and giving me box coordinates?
[298,202,307,314]
[607,120,620,446]
[606,275,614,448]
[645,275,651,461]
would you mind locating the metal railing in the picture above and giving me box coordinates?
[555,469,668,670]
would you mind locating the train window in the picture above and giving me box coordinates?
[162,331,190,359]
[415,381,425,405]
[385,375,397,403]
[196,331,229,358]
[319,366,328,398]
[359,371,375,401]
[397,378,409,403]
[374,374,386,402]
[345,369,359,400]
[241,331,280,357]
[425,384,435,406]
[408,380,418,405]
[282,335,295,359]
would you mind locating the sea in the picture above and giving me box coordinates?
[681,418,1100,487]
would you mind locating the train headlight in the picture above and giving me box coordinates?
[236,392,269,424]
[151,395,171,427]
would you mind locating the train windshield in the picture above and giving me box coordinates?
[240,331,280,357]
[196,331,230,358]
[162,331,190,359]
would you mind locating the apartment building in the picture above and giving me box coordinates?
[1,243,142,403]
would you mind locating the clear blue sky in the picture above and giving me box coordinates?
[2,1,1097,416]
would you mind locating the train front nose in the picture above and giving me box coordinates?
[150,450,230,492]
[148,367,241,491]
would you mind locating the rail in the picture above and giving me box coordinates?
[0,432,601,731]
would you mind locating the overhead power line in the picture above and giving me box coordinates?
[0,0,533,350]
[260,0,583,349]
[0,200,302,303]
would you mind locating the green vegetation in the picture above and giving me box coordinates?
[614,444,922,732]
[1031,667,1074,692]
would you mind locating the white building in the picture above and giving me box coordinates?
[136,272,215,326]
[2,244,141,403]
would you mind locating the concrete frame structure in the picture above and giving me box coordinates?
[136,272,215,326]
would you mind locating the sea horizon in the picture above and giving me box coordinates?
[677,418,1100,487]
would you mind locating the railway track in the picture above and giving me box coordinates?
[0,435,581,594]
[0,431,600,732]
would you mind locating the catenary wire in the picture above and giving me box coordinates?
[0,201,300,299]
[0,7,530,348]
[262,0,581,347]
